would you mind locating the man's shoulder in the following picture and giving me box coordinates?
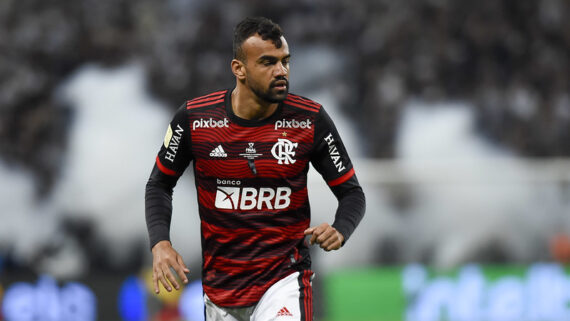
[283,93,322,114]
[185,89,228,110]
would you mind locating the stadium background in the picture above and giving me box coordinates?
[1,0,569,320]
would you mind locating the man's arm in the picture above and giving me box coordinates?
[307,106,366,251]
[145,167,177,248]
[304,175,365,251]
[329,175,366,244]
[145,105,192,293]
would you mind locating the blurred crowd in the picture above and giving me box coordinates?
[353,0,570,158]
[1,0,569,197]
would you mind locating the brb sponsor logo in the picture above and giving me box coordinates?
[192,118,229,130]
[274,119,312,130]
[215,182,291,210]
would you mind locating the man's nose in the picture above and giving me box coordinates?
[273,62,288,76]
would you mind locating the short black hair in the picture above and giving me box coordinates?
[233,17,284,61]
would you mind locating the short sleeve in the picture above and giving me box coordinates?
[310,107,356,186]
[155,104,193,176]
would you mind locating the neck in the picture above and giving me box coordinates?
[231,85,279,121]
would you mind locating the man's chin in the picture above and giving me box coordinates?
[252,86,289,103]
[262,90,288,103]
[271,88,289,101]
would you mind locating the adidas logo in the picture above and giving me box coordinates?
[210,145,227,157]
[276,307,293,317]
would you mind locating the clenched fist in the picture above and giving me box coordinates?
[304,223,344,251]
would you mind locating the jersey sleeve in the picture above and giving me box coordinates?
[311,107,365,244]
[155,105,193,176]
[311,107,355,185]
[145,105,193,249]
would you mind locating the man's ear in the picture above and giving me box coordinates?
[231,59,246,80]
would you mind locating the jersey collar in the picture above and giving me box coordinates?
[225,88,284,127]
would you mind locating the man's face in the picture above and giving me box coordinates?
[240,34,290,103]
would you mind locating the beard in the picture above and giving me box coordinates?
[248,76,289,103]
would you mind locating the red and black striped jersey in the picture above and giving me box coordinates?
[149,89,361,307]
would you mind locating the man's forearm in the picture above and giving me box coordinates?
[330,176,366,244]
[145,166,177,249]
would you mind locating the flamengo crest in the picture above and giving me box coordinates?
[271,138,298,164]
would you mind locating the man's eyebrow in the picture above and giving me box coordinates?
[257,54,291,62]
[257,55,278,62]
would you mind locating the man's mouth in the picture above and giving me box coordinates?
[272,79,288,90]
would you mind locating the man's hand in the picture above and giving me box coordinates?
[304,223,344,251]
[151,240,190,294]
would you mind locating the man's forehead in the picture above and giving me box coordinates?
[242,34,289,59]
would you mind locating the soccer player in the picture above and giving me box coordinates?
[145,17,365,321]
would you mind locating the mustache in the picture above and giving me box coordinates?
[270,77,289,87]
